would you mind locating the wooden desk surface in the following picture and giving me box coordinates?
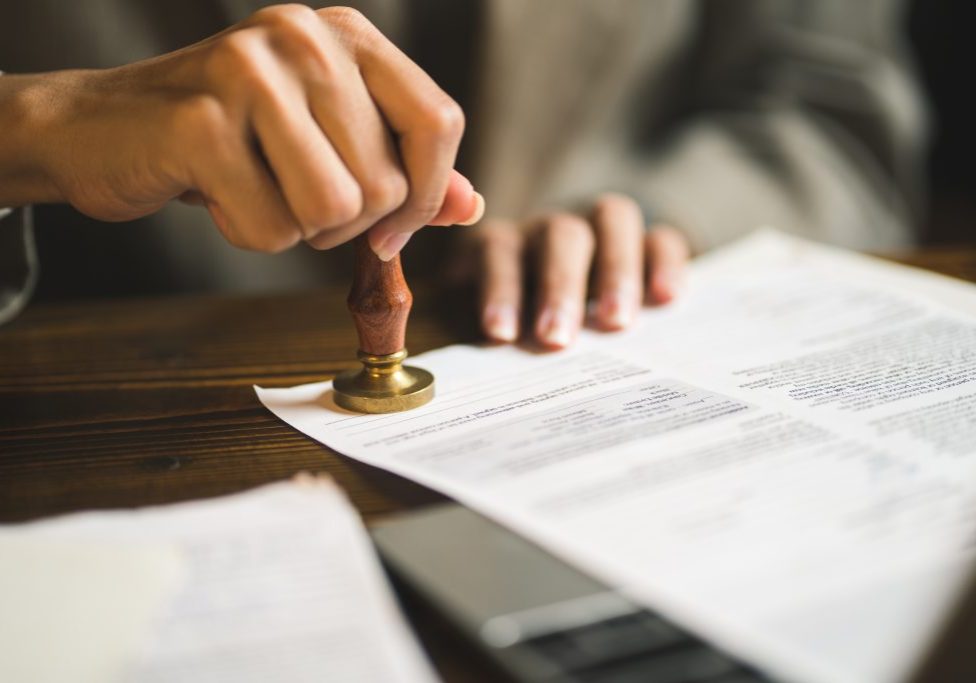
[2,246,975,680]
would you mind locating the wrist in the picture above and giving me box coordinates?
[0,72,67,206]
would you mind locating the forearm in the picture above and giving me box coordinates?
[0,72,70,207]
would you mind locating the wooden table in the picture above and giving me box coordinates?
[2,247,975,680]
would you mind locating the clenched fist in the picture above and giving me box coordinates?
[0,4,483,259]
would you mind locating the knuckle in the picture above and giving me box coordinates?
[319,5,378,48]
[474,219,522,244]
[212,30,260,70]
[544,212,594,245]
[593,192,644,234]
[275,231,303,253]
[407,193,444,225]
[319,6,371,32]
[327,183,364,225]
[306,223,358,251]
[174,95,228,145]
[306,230,342,251]
[252,227,301,254]
[305,231,334,251]
[209,31,273,92]
[249,5,348,85]
[418,94,465,143]
[423,98,465,140]
[594,192,639,215]
[480,221,523,252]
[298,183,363,230]
[254,3,317,28]
[293,206,325,235]
[254,4,322,55]
[319,7,385,59]
[361,172,409,216]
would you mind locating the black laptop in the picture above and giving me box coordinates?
[372,503,976,683]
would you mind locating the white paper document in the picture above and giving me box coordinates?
[0,538,183,683]
[257,230,976,683]
[2,478,437,683]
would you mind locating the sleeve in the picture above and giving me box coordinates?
[0,205,38,325]
[0,68,39,325]
[626,0,928,251]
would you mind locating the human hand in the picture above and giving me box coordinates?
[0,5,483,259]
[459,194,689,349]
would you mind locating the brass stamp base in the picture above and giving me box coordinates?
[333,349,434,414]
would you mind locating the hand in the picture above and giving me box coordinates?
[461,194,689,349]
[0,5,483,259]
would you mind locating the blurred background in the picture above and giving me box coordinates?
[10,0,976,303]
[908,0,976,246]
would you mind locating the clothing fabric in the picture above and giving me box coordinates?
[0,206,38,325]
[0,0,928,321]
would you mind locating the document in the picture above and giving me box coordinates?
[257,230,976,683]
[3,478,437,683]
[0,539,183,683]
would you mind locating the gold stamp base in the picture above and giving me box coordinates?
[333,349,434,414]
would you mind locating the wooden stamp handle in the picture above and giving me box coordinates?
[347,234,412,356]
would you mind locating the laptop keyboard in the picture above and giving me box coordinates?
[514,611,770,682]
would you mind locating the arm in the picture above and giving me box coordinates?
[0,6,483,259]
[627,0,927,251]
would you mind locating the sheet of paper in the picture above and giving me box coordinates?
[0,538,183,683]
[257,230,976,683]
[10,478,437,683]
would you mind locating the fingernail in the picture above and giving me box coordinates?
[599,289,637,329]
[458,192,486,226]
[484,304,518,342]
[373,232,412,262]
[651,268,686,304]
[537,305,575,348]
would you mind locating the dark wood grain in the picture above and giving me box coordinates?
[883,246,976,283]
[2,247,974,682]
[0,286,456,524]
[348,234,413,355]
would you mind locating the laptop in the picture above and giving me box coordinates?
[371,503,976,683]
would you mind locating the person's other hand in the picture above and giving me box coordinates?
[0,5,483,259]
[460,194,689,349]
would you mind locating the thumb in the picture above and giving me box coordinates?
[367,170,485,262]
[428,170,485,227]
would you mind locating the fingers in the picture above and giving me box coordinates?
[359,169,483,257]
[190,6,478,257]
[591,194,645,331]
[466,201,690,349]
[179,96,302,253]
[645,225,690,304]
[211,7,486,258]
[244,40,364,243]
[327,7,469,259]
[534,213,595,349]
[300,18,410,249]
[234,10,405,251]
[192,17,360,252]
[477,220,524,343]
